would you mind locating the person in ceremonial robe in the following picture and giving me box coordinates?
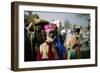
[37,24,58,60]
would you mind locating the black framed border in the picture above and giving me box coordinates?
[11,1,98,71]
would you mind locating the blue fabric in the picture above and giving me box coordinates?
[70,51,76,59]
[55,36,66,59]
[68,49,76,59]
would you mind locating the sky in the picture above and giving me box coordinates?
[25,11,90,27]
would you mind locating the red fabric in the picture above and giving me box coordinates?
[47,42,55,60]
[37,48,42,61]
[64,53,67,59]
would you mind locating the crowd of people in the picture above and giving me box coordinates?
[24,13,90,61]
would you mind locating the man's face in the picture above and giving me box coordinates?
[48,30,56,38]
[33,18,40,24]
[46,30,56,42]
[75,32,80,39]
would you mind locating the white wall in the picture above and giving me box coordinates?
[0,0,99,73]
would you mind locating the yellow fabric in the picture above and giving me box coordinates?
[40,42,49,59]
[66,35,79,49]
[64,35,80,59]
[39,42,57,59]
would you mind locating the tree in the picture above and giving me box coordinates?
[64,19,70,29]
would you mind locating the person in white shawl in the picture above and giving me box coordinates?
[64,28,81,59]
[64,29,73,48]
